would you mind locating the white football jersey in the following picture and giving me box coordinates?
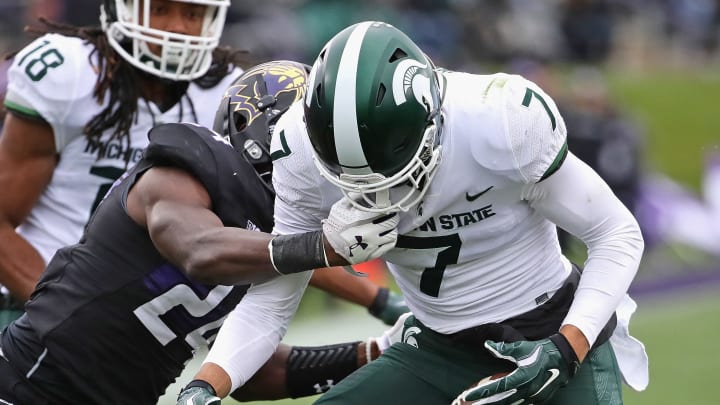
[5,33,241,264]
[272,71,573,334]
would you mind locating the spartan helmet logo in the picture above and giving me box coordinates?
[391,59,436,111]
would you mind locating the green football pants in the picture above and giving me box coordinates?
[316,315,622,405]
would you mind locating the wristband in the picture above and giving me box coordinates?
[365,338,374,365]
[270,231,330,274]
[549,333,581,376]
[183,379,217,396]
[367,287,390,317]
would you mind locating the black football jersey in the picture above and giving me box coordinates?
[1,123,274,404]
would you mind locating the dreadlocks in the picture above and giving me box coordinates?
[14,18,249,159]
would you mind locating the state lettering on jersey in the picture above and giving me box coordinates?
[416,204,496,232]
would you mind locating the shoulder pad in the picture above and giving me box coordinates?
[144,123,275,231]
[5,34,96,127]
[469,73,567,184]
[145,123,233,193]
[145,122,237,203]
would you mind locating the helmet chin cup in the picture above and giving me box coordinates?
[313,137,443,214]
[339,174,393,212]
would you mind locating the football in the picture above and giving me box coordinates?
[481,371,510,382]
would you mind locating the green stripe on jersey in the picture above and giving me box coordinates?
[538,140,568,182]
[4,100,43,119]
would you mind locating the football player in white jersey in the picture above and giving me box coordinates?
[0,1,407,328]
[0,0,239,316]
[262,21,647,405]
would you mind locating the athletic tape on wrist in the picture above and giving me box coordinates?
[268,237,281,275]
[365,338,373,365]
[549,333,580,376]
[368,287,390,317]
[270,231,328,274]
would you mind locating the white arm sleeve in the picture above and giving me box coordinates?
[523,152,644,345]
[202,271,312,392]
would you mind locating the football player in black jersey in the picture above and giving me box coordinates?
[0,60,402,404]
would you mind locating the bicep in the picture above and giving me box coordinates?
[0,112,57,225]
[128,166,221,261]
[524,152,639,242]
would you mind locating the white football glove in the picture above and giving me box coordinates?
[322,197,399,264]
[365,311,411,364]
[375,311,412,352]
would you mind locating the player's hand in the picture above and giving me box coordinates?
[176,380,221,405]
[374,311,412,352]
[322,197,398,264]
[369,288,410,325]
[451,334,579,405]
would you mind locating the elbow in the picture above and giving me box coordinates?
[586,215,645,268]
[601,217,645,271]
[626,216,645,259]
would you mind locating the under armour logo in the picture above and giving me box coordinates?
[313,379,335,393]
[347,236,368,257]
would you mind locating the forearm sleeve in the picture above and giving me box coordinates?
[203,271,312,392]
[524,152,644,345]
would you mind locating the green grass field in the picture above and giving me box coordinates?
[622,288,720,405]
[607,68,720,191]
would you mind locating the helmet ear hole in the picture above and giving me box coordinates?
[233,114,247,133]
[376,84,386,106]
[314,83,324,107]
[389,48,408,63]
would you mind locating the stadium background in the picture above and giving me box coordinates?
[1,1,719,404]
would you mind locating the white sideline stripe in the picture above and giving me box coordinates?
[334,21,371,176]
[26,348,47,379]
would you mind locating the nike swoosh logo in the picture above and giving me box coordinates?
[531,368,560,398]
[517,345,543,367]
[466,186,494,201]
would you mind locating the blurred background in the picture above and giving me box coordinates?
[2,1,719,404]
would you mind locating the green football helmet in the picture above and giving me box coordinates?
[304,21,443,213]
